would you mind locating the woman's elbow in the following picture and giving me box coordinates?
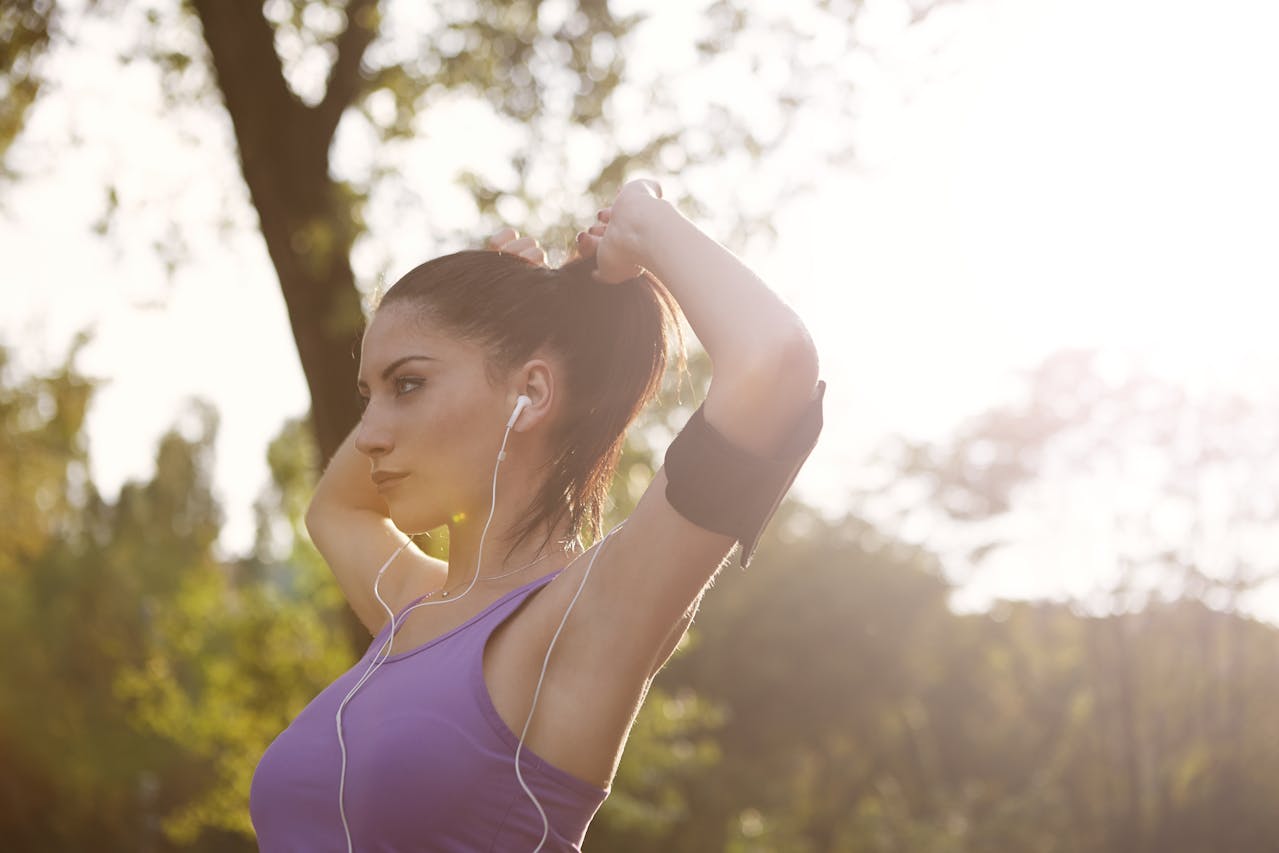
[750,323,821,397]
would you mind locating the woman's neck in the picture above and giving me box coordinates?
[442,517,580,593]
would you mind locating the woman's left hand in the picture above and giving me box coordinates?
[487,227,548,266]
[576,179,663,284]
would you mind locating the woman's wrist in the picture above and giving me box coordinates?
[616,192,808,371]
[622,192,675,274]
[626,196,702,289]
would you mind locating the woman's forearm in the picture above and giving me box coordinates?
[307,422,389,518]
[631,195,814,372]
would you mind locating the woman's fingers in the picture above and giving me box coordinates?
[488,229,547,266]
[578,181,659,282]
[578,236,641,283]
[575,230,600,259]
[503,235,539,255]
[492,233,533,253]
[488,227,519,250]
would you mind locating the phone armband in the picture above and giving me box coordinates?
[663,380,826,568]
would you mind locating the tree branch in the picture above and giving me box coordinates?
[191,0,302,136]
[315,0,380,145]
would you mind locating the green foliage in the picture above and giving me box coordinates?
[0,330,96,574]
[0,0,55,179]
[595,685,726,849]
[4,337,1279,851]
[0,336,347,849]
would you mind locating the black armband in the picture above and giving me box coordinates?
[663,380,826,568]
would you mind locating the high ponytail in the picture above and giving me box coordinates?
[374,249,686,562]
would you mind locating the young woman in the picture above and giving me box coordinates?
[249,178,825,852]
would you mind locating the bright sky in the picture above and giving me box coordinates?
[2,0,1276,615]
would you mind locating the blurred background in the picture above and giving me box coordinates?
[2,0,1277,850]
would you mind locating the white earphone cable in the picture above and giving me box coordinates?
[336,395,614,852]
[336,534,413,853]
[515,519,626,852]
[337,414,515,851]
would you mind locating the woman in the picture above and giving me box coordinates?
[249,178,825,851]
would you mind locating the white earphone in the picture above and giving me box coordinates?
[336,392,624,852]
[508,393,532,429]
[498,394,532,461]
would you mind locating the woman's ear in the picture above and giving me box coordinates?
[510,358,556,433]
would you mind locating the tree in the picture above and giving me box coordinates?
[845,346,1279,852]
[861,346,1279,613]
[5,0,972,451]
[3,0,917,461]
[0,0,59,173]
[3,0,966,650]
[0,335,251,849]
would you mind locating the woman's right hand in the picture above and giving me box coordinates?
[575,179,663,284]
[487,227,548,266]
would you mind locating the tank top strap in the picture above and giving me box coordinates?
[371,568,566,663]
[390,568,558,624]
[453,567,563,650]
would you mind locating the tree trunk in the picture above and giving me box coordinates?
[192,0,377,653]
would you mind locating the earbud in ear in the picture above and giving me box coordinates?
[507,394,533,429]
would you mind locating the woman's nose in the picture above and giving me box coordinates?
[353,408,392,458]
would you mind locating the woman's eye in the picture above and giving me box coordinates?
[395,377,423,395]
[356,379,422,412]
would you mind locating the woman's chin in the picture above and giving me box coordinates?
[387,502,448,536]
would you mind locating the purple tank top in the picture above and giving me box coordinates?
[249,569,610,851]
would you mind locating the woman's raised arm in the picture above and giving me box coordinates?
[577,179,820,457]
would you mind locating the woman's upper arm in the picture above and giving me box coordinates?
[560,342,823,683]
[474,341,820,787]
[303,506,447,637]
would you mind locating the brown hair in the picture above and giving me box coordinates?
[373,249,686,562]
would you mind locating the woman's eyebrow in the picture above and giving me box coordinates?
[356,354,437,390]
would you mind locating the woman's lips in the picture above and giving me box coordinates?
[374,473,408,492]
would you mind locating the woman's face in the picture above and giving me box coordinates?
[355,303,513,533]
